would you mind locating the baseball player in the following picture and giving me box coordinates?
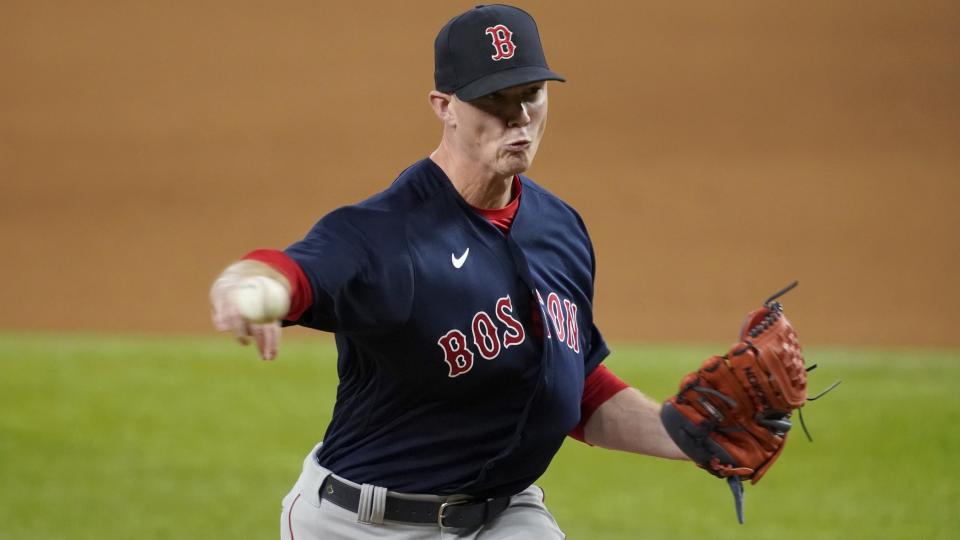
[210,5,688,539]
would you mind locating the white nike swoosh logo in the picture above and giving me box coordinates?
[451,248,470,269]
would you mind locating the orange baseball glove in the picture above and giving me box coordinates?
[661,281,817,523]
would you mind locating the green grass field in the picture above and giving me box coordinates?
[1,333,957,539]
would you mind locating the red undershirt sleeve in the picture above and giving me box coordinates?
[241,248,313,321]
[569,364,630,443]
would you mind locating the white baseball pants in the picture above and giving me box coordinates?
[280,443,565,540]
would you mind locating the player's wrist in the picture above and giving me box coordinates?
[215,261,291,290]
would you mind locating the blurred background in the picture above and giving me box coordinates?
[1,1,958,539]
[2,0,957,346]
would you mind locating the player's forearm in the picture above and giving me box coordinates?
[582,387,689,460]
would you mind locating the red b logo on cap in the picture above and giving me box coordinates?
[485,24,516,61]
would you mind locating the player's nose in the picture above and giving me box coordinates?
[506,101,531,128]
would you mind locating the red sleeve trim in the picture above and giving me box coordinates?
[569,364,630,443]
[241,249,313,321]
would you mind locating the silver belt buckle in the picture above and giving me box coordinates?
[437,500,468,528]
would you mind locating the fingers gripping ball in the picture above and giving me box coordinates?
[230,276,290,323]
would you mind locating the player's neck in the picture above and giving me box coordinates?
[430,148,513,209]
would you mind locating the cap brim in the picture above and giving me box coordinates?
[454,66,565,101]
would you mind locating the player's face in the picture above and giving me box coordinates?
[453,82,548,177]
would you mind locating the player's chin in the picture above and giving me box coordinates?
[498,151,534,175]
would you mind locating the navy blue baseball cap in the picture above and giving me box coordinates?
[434,4,565,101]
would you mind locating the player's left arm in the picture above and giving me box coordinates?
[582,384,688,460]
[571,365,687,460]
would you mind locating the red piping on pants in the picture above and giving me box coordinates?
[287,493,302,539]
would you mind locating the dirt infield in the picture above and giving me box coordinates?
[2,1,958,346]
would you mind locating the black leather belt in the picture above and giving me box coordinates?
[319,475,510,529]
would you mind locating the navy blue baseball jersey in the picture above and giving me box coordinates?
[284,158,609,498]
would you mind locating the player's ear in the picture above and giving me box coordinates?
[428,90,456,127]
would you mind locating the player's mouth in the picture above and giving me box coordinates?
[504,139,531,152]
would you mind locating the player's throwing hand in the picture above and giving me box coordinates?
[210,261,290,360]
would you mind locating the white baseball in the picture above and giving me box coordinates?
[230,276,290,323]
